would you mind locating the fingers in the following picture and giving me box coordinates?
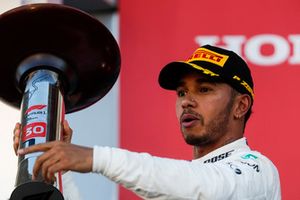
[34,154,61,183]
[18,141,58,180]
[13,123,21,155]
[18,141,93,182]
[14,120,76,183]
[62,120,73,143]
[27,141,64,182]
[40,152,60,182]
[35,145,71,182]
[32,148,55,180]
[17,141,57,155]
[42,162,65,183]
[46,161,67,183]
[15,120,73,154]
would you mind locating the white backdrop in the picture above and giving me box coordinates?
[0,1,119,199]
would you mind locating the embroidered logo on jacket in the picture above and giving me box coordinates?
[204,150,234,163]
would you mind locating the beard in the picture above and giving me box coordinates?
[181,97,234,146]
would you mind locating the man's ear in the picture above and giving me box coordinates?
[233,94,252,119]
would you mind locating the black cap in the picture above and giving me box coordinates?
[158,45,254,100]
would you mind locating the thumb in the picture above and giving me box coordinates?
[62,120,73,143]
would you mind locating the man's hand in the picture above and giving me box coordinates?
[13,120,87,183]
[13,120,73,155]
[17,141,93,183]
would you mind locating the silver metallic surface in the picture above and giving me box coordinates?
[15,69,64,190]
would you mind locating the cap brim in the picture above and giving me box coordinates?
[158,61,221,90]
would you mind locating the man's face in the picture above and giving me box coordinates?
[175,72,235,146]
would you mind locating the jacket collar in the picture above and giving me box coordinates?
[192,137,251,164]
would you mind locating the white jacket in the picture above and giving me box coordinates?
[92,137,281,200]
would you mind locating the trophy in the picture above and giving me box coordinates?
[0,3,120,199]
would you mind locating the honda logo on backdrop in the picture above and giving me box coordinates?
[195,34,300,66]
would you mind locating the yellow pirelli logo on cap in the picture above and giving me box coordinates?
[186,47,229,67]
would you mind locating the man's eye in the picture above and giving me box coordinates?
[199,87,210,93]
[177,90,186,97]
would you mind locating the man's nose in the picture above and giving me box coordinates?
[181,95,197,108]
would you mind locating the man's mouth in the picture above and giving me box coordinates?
[181,113,199,128]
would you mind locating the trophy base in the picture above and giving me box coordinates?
[10,182,64,200]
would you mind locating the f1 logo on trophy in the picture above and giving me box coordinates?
[0,3,120,199]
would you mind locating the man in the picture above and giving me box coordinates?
[14,45,281,199]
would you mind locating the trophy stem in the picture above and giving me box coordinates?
[11,69,65,199]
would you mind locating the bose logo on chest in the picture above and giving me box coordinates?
[204,150,234,163]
